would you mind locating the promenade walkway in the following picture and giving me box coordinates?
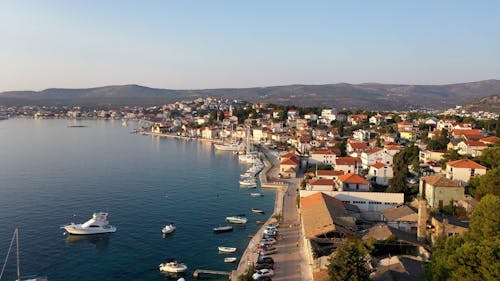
[232,147,312,281]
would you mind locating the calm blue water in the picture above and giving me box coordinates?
[0,119,275,281]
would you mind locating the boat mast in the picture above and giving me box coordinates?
[0,228,18,280]
[16,228,20,281]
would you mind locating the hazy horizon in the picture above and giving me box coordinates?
[1,1,499,92]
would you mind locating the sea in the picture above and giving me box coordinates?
[0,119,275,281]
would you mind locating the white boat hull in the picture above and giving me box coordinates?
[218,246,237,253]
[159,262,188,273]
[64,224,117,235]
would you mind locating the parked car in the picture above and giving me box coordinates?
[259,248,278,256]
[252,269,274,280]
[255,262,274,270]
[257,256,274,264]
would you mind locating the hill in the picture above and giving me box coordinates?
[1,80,500,110]
[462,93,500,113]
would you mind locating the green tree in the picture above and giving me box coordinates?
[474,168,500,200]
[328,240,370,281]
[496,116,500,137]
[424,194,500,281]
[476,145,500,169]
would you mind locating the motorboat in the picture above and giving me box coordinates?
[63,212,116,235]
[224,257,238,263]
[250,192,263,197]
[218,246,237,253]
[159,260,188,273]
[252,208,265,214]
[162,223,176,234]
[214,142,244,151]
[225,216,248,224]
[239,179,257,188]
[213,225,233,233]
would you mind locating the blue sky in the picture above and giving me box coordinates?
[0,0,499,91]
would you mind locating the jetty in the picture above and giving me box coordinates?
[193,269,231,279]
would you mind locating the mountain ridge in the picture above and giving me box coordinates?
[1,79,500,110]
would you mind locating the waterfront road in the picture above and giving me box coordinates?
[261,147,312,281]
[272,177,311,281]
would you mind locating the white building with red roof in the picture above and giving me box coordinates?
[446,159,487,185]
[334,157,362,174]
[309,149,337,165]
[336,173,370,191]
[367,162,394,186]
[456,140,488,157]
[315,170,345,180]
[360,147,393,169]
[306,178,335,191]
[279,152,300,178]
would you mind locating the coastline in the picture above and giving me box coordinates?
[142,129,289,280]
[231,147,287,280]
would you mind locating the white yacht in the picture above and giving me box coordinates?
[63,212,117,235]
[159,260,188,273]
[214,142,244,151]
[225,216,248,224]
[162,223,176,234]
[239,179,257,188]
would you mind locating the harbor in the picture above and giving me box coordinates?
[0,119,277,281]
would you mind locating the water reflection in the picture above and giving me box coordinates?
[65,233,110,251]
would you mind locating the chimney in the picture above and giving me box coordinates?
[417,198,429,241]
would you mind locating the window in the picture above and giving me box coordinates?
[471,169,475,177]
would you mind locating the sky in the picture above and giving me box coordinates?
[0,0,499,91]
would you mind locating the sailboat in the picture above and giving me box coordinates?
[0,228,48,281]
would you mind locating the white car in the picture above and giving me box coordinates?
[252,269,274,280]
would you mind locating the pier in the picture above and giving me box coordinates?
[193,269,231,279]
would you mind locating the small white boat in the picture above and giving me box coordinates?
[162,223,176,234]
[224,257,238,263]
[214,142,244,151]
[252,208,265,214]
[239,179,257,188]
[250,193,263,197]
[213,225,233,233]
[218,246,237,253]
[63,212,116,235]
[226,216,248,224]
[159,260,188,273]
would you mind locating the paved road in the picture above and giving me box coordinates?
[261,148,311,281]
[233,148,312,281]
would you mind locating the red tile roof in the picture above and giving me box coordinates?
[465,141,487,147]
[364,147,383,155]
[421,174,462,187]
[447,159,486,169]
[317,170,345,176]
[281,158,299,165]
[338,173,370,184]
[371,162,385,169]
[480,136,500,143]
[350,142,368,149]
[308,178,334,186]
[336,157,361,165]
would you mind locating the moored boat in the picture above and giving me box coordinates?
[63,212,116,235]
[213,225,233,233]
[218,246,237,253]
[250,192,263,197]
[162,223,176,234]
[252,208,265,214]
[225,216,248,224]
[224,257,238,263]
[214,142,244,151]
[159,260,188,273]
